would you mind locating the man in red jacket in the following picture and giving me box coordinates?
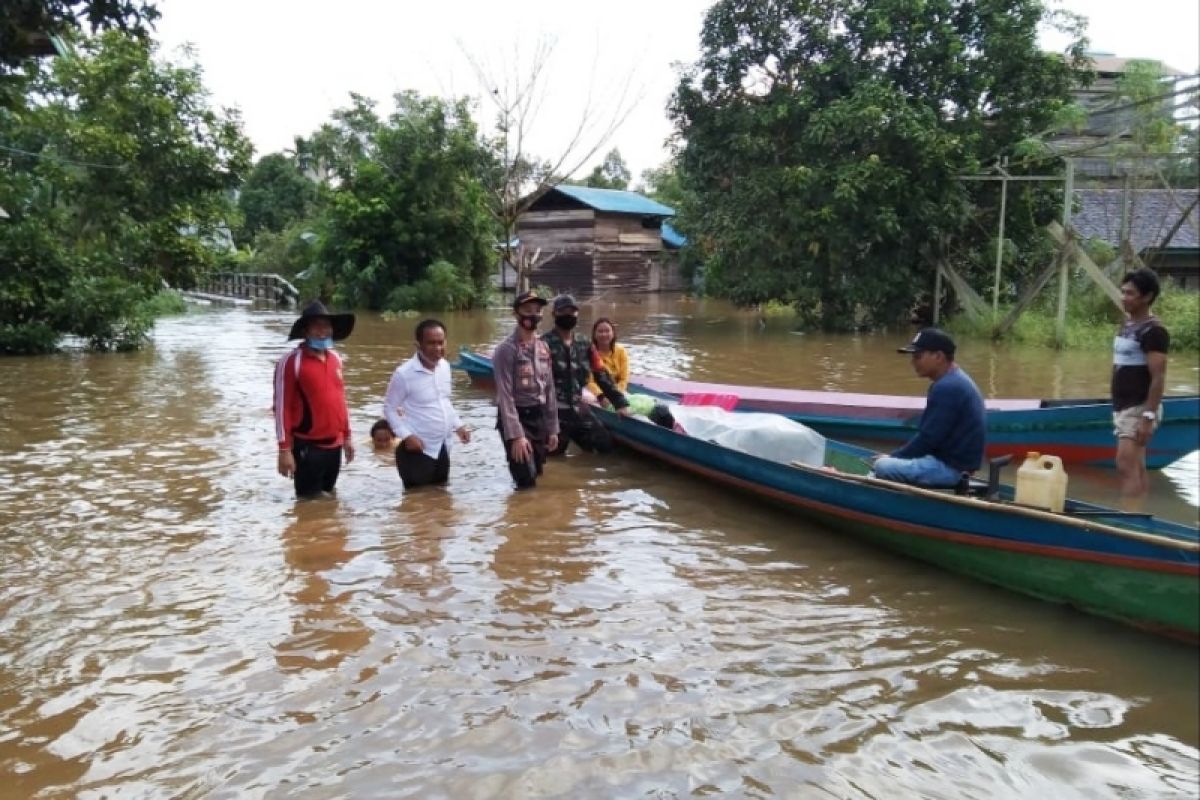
[274,300,356,497]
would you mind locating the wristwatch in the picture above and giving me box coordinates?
[1141,410,1157,421]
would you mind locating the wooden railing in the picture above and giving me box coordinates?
[195,272,301,307]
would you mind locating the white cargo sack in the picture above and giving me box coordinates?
[669,405,826,467]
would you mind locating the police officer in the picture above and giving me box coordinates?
[542,294,630,456]
[493,290,558,489]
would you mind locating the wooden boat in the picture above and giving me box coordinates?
[454,348,1200,469]
[589,403,1200,642]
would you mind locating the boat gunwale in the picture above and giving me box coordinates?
[594,408,1200,561]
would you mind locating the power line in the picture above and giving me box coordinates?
[1082,81,1200,120]
[0,142,125,170]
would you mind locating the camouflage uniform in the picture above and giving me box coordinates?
[541,328,628,455]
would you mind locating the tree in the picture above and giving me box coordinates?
[237,152,318,244]
[462,37,641,291]
[0,31,251,352]
[637,160,687,209]
[316,92,497,310]
[585,148,631,190]
[670,0,1087,329]
[1,1,157,67]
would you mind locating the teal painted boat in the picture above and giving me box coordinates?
[455,347,1200,469]
[588,405,1200,642]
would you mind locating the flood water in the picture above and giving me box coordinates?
[1,296,1197,799]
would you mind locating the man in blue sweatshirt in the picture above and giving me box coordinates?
[872,328,985,488]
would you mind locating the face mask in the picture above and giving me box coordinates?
[306,336,334,351]
[554,314,578,330]
[518,314,541,331]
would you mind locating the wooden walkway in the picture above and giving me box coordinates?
[189,273,300,307]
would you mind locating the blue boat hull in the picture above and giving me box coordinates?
[590,405,1200,641]
[454,349,1199,469]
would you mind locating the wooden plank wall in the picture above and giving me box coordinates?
[518,209,680,295]
[592,213,664,294]
[519,209,595,293]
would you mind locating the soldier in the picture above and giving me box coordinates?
[541,294,630,456]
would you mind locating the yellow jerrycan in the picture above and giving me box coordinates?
[1014,451,1068,513]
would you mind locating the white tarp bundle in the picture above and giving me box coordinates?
[669,405,826,467]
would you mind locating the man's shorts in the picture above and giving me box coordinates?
[1113,404,1162,440]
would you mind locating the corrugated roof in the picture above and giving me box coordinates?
[553,185,676,217]
[661,222,686,248]
[1074,189,1199,251]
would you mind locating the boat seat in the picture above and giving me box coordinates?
[955,454,1013,500]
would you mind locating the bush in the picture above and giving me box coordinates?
[140,289,188,317]
[0,322,60,355]
[61,276,156,352]
[1156,289,1199,351]
[385,261,478,312]
[944,279,1199,351]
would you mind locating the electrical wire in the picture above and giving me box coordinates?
[0,141,125,170]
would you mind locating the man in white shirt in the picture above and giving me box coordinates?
[383,319,471,488]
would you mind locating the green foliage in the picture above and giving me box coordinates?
[1082,238,1117,268]
[0,0,158,73]
[236,153,318,244]
[141,288,187,317]
[945,282,1198,352]
[584,149,631,190]
[1155,290,1199,351]
[242,220,323,279]
[0,322,60,355]
[760,299,796,319]
[637,160,688,210]
[0,30,251,354]
[1114,61,1180,158]
[670,0,1088,330]
[62,274,155,350]
[1107,60,1198,188]
[384,260,478,312]
[314,92,497,310]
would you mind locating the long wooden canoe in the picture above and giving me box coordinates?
[590,404,1200,642]
[455,348,1199,469]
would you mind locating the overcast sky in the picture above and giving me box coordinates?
[153,0,1200,184]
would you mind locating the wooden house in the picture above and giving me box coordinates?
[517,185,684,295]
[1049,53,1186,181]
[1074,188,1199,290]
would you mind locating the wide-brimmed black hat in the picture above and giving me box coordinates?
[897,327,955,358]
[287,300,356,341]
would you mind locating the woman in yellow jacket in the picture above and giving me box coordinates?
[586,317,629,399]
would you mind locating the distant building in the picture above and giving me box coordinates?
[1074,188,1199,290]
[517,185,685,295]
[1050,52,1187,181]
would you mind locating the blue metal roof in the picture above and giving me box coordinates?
[661,222,686,249]
[553,185,675,217]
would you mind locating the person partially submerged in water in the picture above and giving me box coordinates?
[369,418,398,452]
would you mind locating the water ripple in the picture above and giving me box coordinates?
[0,307,1194,798]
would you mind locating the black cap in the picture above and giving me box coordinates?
[898,328,956,358]
[512,290,549,311]
[552,294,579,313]
[287,300,355,341]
